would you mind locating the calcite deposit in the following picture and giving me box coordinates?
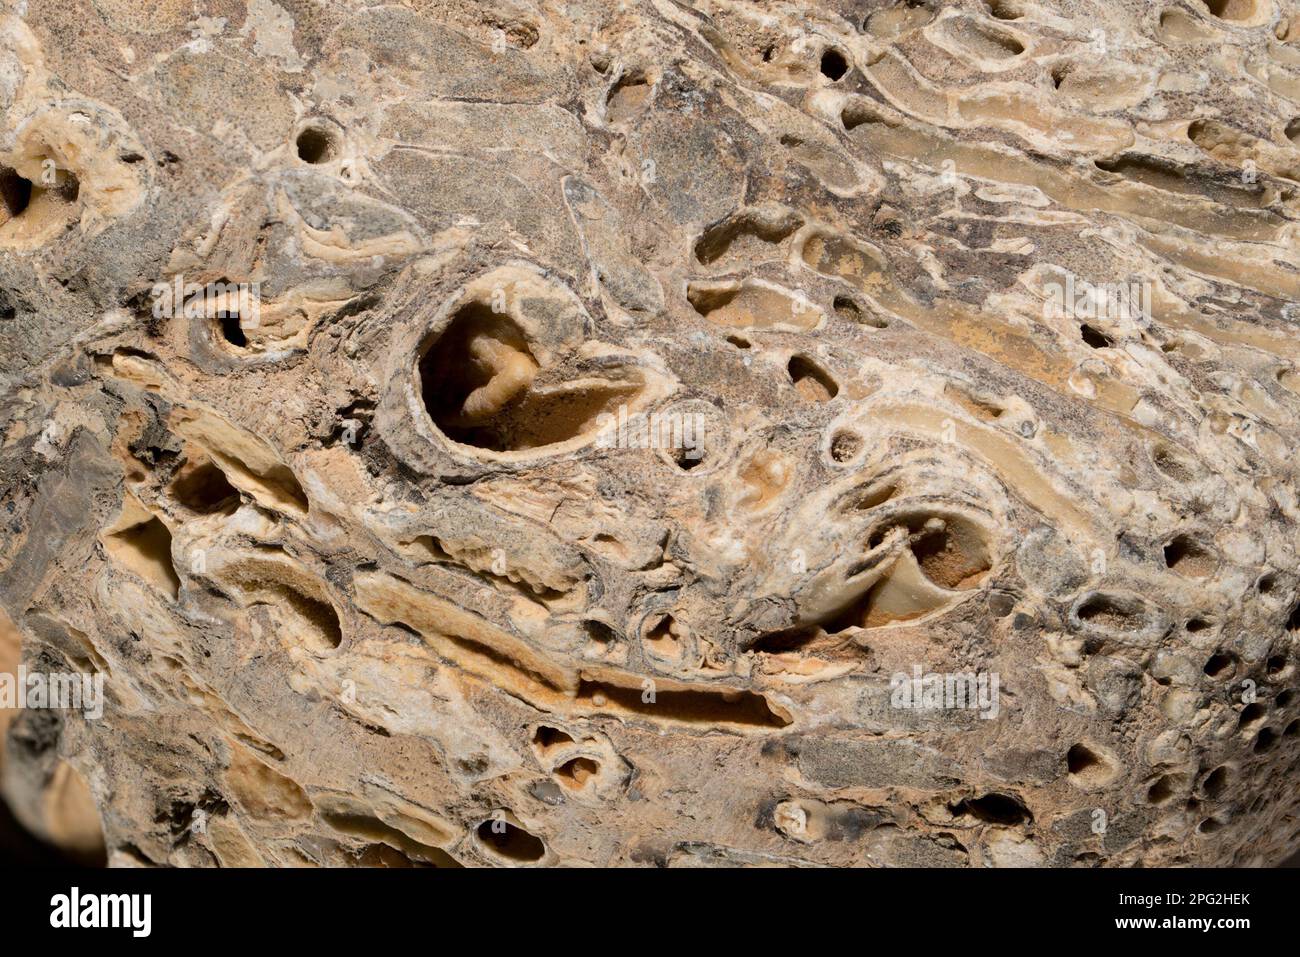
[2,0,1300,868]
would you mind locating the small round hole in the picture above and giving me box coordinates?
[1238,702,1266,729]
[1067,743,1099,775]
[1065,743,1115,787]
[829,429,862,463]
[554,756,599,789]
[1202,766,1230,799]
[296,126,338,164]
[1147,775,1177,804]
[820,48,848,81]
[1163,535,1215,578]
[1203,652,1235,678]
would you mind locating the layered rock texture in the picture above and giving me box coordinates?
[2,0,1300,868]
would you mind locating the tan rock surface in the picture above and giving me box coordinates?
[1,0,1300,867]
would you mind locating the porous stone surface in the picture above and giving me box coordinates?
[2,0,1300,868]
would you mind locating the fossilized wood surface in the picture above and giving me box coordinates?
[2,0,1300,868]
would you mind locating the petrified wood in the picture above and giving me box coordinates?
[1,0,1299,868]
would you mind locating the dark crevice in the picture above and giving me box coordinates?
[476,819,545,863]
[949,792,1032,826]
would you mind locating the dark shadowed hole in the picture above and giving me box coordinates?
[106,516,180,599]
[1203,766,1229,799]
[1067,743,1101,776]
[669,443,705,472]
[1287,602,1300,632]
[282,589,342,649]
[532,726,573,751]
[820,48,848,80]
[420,302,632,452]
[0,167,32,217]
[219,311,246,347]
[1198,817,1224,834]
[787,354,839,401]
[171,461,239,514]
[752,626,821,654]
[1147,775,1177,804]
[1254,727,1277,753]
[476,819,545,862]
[643,613,682,656]
[950,792,1031,825]
[1080,323,1112,348]
[910,524,989,589]
[833,294,888,328]
[1238,702,1266,729]
[418,302,530,449]
[1267,654,1287,676]
[581,620,618,645]
[832,295,860,322]
[554,757,599,789]
[1076,593,1140,630]
[1203,0,1257,22]
[296,126,337,164]
[1203,652,1235,678]
[577,677,790,727]
[849,484,897,512]
[1163,535,1213,577]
